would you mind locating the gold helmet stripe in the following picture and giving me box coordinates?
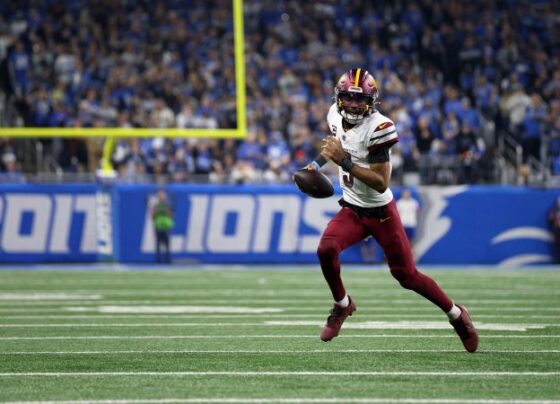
[354,68,361,87]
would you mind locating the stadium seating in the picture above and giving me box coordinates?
[0,0,558,185]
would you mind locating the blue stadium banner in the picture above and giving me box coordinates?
[0,184,98,262]
[114,184,358,263]
[0,184,556,265]
[415,186,557,266]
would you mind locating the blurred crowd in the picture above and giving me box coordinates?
[0,0,559,185]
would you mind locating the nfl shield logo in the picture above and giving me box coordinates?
[342,135,346,141]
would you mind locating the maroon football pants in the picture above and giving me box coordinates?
[317,199,453,312]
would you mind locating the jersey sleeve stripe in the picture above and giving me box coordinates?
[374,122,394,132]
[367,138,398,152]
[368,130,397,143]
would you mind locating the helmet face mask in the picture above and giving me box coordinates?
[336,91,374,124]
[335,68,379,124]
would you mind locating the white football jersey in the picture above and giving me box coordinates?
[326,103,399,208]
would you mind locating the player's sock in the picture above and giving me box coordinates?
[446,304,462,321]
[336,294,349,308]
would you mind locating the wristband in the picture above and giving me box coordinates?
[340,155,354,172]
[314,154,327,167]
[310,161,321,171]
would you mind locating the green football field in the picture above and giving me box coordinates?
[0,266,559,403]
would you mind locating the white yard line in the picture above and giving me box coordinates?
[0,298,557,309]
[0,323,267,327]
[4,399,560,404]
[0,295,555,304]
[0,308,70,313]
[1,349,560,355]
[0,293,103,300]
[0,322,554,332]
[0,303,557,313]
[0,371,559,377]
[0,314,559,319]
[1,334,560,341]
[0,300,559,307]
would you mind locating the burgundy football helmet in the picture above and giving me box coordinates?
[334,68,379,124]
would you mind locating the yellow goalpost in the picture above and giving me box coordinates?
[0,0,247,173]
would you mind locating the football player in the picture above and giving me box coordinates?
[306,68,478,352]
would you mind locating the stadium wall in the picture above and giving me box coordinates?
[0,184,556,266]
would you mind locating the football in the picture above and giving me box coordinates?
[293,168,334,199]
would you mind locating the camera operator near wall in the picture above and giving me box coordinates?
[151,189,174,264]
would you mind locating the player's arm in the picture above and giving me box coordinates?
[305,153,328,171]
[354,161,391,193]
[321,136,391,193]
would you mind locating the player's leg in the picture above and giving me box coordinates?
[318,207,366,301]
[370,200,478,352]
[317,207,365,341]
[369,200,453,310]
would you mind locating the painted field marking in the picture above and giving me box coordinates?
[75,304,558,311]
[69,306,284,314]
[1,314,559,320]
[3,400,560,404]
[0,309,72,313]
[0,295,558,305]
[2,302,556,313]
[1,334,560,341]
[266,321,550,332]
[0,371,559,377]
[1,294,555,304]
[0,323,267,327]
[0,293,103,300]
[0,321,551,332]
[1,349,560,355]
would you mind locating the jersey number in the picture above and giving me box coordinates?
[342,152,354,187]
[343,173,354,187]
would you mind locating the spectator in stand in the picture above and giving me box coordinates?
[501,82,532,136]
[441,111,461,155]
[7,40,30,99]
[455,123,485,184]
[0,152,25,183]
[522,94,547,162]
[236,132,265,172]
[415,115,435,155]
[193,141,214,176]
